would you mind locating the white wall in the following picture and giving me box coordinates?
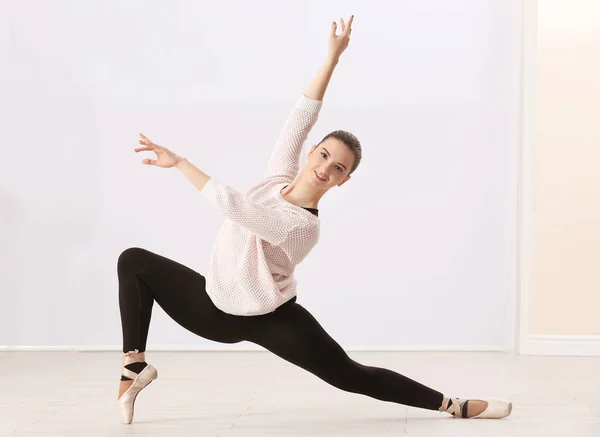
[0,0,521,350]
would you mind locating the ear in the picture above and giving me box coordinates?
[307,144,318,159]
[338,174,352,187]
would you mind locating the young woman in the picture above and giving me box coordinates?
[117,15,512,424]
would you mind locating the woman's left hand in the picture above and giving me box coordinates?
[328,15,354,62]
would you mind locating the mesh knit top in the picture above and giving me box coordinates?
[199,94,323,315]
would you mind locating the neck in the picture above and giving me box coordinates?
[281,172,327,209]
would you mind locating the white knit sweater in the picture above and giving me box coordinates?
[199,94,323,315]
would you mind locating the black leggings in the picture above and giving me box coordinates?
[117,247,444,411]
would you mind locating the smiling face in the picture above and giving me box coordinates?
[303,137,355,190]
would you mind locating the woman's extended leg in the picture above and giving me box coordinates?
[236,300,445,411]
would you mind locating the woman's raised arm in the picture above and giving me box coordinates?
[304,15,354,101]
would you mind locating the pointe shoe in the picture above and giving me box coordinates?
[470,398,513,419]
[118,364,158,424]
[440,396,512,419]
[118,351,158,424]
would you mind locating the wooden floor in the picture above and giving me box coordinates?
[1,351,599,436]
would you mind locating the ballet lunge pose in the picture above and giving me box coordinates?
[117,15,512,424]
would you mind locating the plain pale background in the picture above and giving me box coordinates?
[0,0,521,350]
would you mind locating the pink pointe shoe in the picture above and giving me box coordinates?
[118,350,158,424]
[440,396,513,419]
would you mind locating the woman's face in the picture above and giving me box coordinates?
[305,137,354,189]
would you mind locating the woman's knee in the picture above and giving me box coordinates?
[117,247,149,272]
[329,359,366,387]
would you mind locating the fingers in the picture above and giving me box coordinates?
[137,133,160,151]
[136,133,155,158]
[134,145,153,152]
[137,134,158,166]
[332,15,354,38]
[346,15,354,31]
[139,133,155,147]
[136,139,158,150]
[343,15,354,37]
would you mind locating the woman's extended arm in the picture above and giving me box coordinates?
[304,15,353,101]
[135,134,292,245]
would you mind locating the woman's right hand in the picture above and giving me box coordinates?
[135,133,184,169]
[328,15,354,62]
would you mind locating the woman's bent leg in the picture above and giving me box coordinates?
[116,247,242,420]
[237,301,443,411]
[117,247,239,352]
